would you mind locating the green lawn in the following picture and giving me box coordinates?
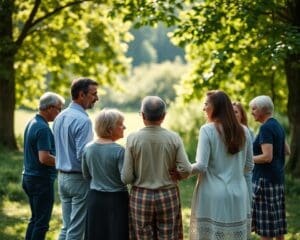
[1,110,299,239]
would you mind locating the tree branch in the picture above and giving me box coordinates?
[15,0,90,46]
[15,0,42,47]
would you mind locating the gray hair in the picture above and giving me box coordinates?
[141,96,166,121]
[39,92,65,111]
[95,108,124,138]
[249,95,274,114]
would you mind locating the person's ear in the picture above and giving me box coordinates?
[141,112,146,120]
[79,91,85,99]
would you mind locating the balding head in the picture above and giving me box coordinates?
[140,96,166,122]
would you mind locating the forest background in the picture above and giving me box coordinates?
[1,0,300,239]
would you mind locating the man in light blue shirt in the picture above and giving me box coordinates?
[53,77,98,240]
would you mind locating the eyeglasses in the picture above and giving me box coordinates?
[51,106,62,112]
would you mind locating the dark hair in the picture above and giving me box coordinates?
[207,90,245,154]
[141,96,166,121]
[232,101,248,126]
[71,77,98,100]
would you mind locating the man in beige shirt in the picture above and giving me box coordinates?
[122,96,192,240]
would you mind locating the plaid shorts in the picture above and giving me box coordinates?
[252,178,287,237]
[129,186,183,240]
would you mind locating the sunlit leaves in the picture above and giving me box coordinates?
[12,0,132,107]
[169,0,295,111]
[111,0,183,27]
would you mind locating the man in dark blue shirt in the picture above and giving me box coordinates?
[22,92,64,240]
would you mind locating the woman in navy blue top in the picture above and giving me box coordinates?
[249,95,290,240]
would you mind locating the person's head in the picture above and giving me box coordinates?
[204,90,245,154]
[204,90,236,123]
[71,77,99,109]
[232,102,248,126]
[94,108,125,141]
[249,95,273,123]
[39,92,65,122]
[140,96,166,124]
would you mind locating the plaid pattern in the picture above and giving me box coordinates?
[129,187,183,240]
[252,178,287,237]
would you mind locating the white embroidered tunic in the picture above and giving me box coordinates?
[190,123,253,240]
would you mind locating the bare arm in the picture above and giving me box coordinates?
[38,151,55,166]
[253,143,273,164]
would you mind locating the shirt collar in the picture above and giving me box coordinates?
[69,102,88,116]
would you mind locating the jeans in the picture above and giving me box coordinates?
[22,175,55,240]
[58,172,89,240]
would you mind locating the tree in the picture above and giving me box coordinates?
[171,0,300,177]
[115,0,300,177]
[0,0,132,149]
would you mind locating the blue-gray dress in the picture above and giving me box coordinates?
[190,123,253,240]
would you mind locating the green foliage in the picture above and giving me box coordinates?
[12,1,133,108]
[0,148,26,202]
[285,174,300,196]
[168,99,206,161]
[100,60,188,110]
[111,0,183,27]
[127,23,185,66]
[169,0,296,113]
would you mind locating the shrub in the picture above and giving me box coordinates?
[168,99,206,162]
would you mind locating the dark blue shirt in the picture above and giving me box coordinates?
[23,114,57,180]
[252,118,285,184]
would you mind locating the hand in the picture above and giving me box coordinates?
[169,168,181,182]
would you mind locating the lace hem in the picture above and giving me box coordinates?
[190,217,251,240]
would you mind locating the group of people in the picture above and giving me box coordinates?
[22,77,289,240]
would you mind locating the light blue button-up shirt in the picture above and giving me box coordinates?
[53,102,93,172]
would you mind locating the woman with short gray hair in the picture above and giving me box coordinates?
[82,108,128,240]
[249,95,290,240]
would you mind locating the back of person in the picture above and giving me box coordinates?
[190,90,253,240]
[83,142,127,192]
[82,108,128,240]
[126,126,187,189]
[122,96,192,240]
[196,123,252,221]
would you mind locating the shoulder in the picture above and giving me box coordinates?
[200,123,214,133]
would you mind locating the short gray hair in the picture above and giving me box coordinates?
[141,96,166,121]
[39,92,65,111]
[95,108,124,138]
[249,95,274,114]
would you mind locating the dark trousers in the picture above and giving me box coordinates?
[22,175,55,240]
[85,190,129,240]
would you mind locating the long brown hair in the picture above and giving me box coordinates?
[232,101,248,126]
[207,90,246,154]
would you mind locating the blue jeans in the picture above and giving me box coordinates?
[58,172,89,240]
[22,175,55,240]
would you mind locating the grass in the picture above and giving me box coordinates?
[1,110,299,239]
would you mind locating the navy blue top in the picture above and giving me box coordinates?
[252,118,286,184]
[23,114,57,180]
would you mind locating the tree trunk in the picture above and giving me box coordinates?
[285,54,300,178]
[0,1,18,149]
[284,0,300,177]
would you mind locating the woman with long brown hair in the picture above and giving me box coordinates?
[190,90,253,240]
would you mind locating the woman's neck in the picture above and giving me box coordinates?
[96,137,114,144]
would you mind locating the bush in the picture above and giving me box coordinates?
[168,99,206,161]
[100,60,188,111]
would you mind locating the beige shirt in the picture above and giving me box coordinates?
[122,126,192,189]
